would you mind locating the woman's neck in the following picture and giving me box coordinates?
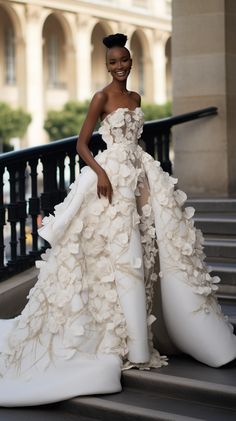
[111,80,128,94]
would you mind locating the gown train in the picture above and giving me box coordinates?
[0,107,235,406]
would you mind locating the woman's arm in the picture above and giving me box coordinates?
[76,92,113,203]
[76,91,106,174]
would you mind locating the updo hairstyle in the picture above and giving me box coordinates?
[103,33,128,49]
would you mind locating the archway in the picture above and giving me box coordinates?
[130,30,152,101]
[91,23,110,93]
[42,14,67,90]
[0,3,24,108]
[130,31,144,96]
[0,8,15,85]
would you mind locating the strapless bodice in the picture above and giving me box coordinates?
[98,107,144,149]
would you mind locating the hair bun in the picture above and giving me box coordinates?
[103,33,127,48]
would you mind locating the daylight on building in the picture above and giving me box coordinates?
[0,2,236,418]
[0,0,172,148]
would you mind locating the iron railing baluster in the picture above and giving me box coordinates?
[68,152,76,184]
[28,158,40,256]
[162,129,172,174]
[0,166,6,279]
[156,132,163,165]
[18,162,27,260]
[58,153,67,202]
[7,165,18,270]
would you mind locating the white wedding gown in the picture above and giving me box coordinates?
[0,107,235,407]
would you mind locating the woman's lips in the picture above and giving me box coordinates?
[115,71,126,76]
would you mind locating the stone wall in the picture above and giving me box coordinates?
[172,0,236,197]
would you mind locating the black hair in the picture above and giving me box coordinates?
[103,33,128,49]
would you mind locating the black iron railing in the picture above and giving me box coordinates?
[0,106,218,280]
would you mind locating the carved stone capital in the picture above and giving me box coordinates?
[25,4,42,21]
[76,13,91,29]
[154,29,170,45]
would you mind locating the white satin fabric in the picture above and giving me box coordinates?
[0,107,235,407]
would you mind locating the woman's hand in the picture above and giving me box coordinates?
[97,169,113,204]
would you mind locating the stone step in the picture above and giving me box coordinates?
[0,267,38,319]
[219,297,236,334]
[218,291,236,304]
[207,261,236,285]
[194,214,236,236]
[204,237,236,260]
[206,256,236,265]
[221,302,236,332]
[187,198,236,213]
[0,273,236,421]
[122,356,236,409]
[0,405,94,421]
[61,356,236,421]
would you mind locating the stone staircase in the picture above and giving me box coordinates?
[58,356,236,420]
[1,356,235,420]
[190,198,236,335]
[0,198,235,420]
[189,198,236,298]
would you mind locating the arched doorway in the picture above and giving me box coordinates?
[0,9,15,85]
[43,14,67,90]
[130,30,152,101]
[91,23,110,93]
[130,31,144,96]
[42,13,76,111]
[0,4,24,108]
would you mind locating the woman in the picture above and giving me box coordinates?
[0,33,235,407]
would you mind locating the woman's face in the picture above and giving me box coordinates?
[106,47,132,81]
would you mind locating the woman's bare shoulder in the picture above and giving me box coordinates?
[91,90,108,106]
[129,91,141,105]
[87,90,109,118]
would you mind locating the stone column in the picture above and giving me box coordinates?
[10,2,26,112]
[225,2,236,195]
[172,0,236,197]
[153,30,169,104]
[144,53,154,103]
[76,15,94,101]
[15,36,26,112]
[62,12,77,101]
[25,5,45,147]
[65,41,77,100]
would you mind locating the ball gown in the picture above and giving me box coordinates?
[0,107,235,406]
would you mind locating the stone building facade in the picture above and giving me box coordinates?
[172,0,236,196]
[0,0,172,147]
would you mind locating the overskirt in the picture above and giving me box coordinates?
[0,110,235,406]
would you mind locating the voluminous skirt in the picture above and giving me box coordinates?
[0,107,235,407]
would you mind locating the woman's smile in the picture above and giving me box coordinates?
[115,70,126,77]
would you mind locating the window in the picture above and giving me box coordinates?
[5,27,16,85]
